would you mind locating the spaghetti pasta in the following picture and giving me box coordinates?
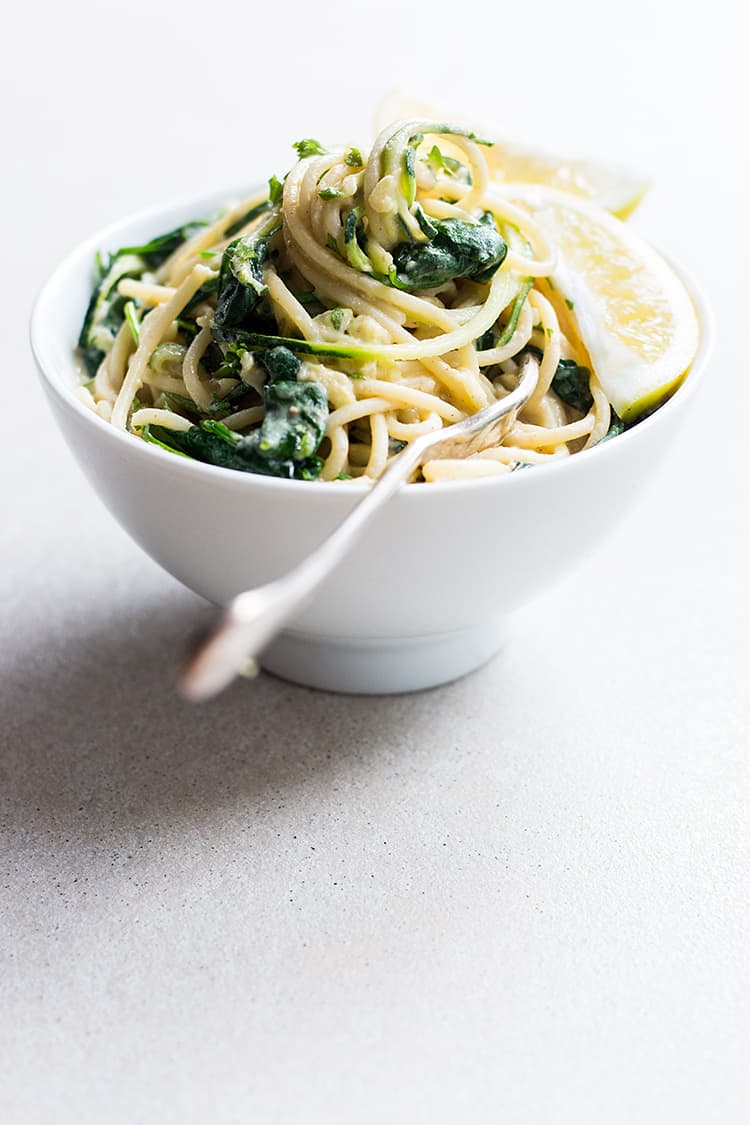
[76,120,622,483]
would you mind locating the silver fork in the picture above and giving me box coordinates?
[180,353,539,700]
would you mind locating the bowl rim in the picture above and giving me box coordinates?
[30,182,715,500]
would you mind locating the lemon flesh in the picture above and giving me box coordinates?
[374,92,649,218]
[505,186,700,423]
[486,143,649,220]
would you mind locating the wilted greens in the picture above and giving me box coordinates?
[148,383,327,480]
[76,123,636,485]
[391,214,507,291]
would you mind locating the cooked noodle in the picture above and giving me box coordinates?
[77,120,616,483]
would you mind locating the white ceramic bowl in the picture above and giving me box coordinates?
[31,188,712,693]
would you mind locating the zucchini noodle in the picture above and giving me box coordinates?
[77,120,618,483]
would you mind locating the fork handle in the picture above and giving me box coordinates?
[180,356,538,700]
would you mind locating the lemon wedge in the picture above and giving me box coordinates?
[486,143,649,220]
[505,185,700,423]
[374,92,649,218]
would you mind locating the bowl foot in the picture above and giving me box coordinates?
[260,618,511,694]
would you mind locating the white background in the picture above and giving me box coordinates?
[2,2,749,1122]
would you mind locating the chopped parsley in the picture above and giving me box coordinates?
[268,175,284,204]
[293,138,328,159]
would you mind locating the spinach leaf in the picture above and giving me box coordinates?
[160,391,202,416]
[214,213,280,329]
[146,422,254,471]
[148,380,328,480]
[199,339,228,374]
[256,381,327,464]
[258,346,301,383]
[161,379,255,420]
[214,238,266,327]
[391,213,507,291]
[117,222,204,269]
[551,358,594,414]
[412,203,437,239]
[141,426,192,457]
[212,380,255,413]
